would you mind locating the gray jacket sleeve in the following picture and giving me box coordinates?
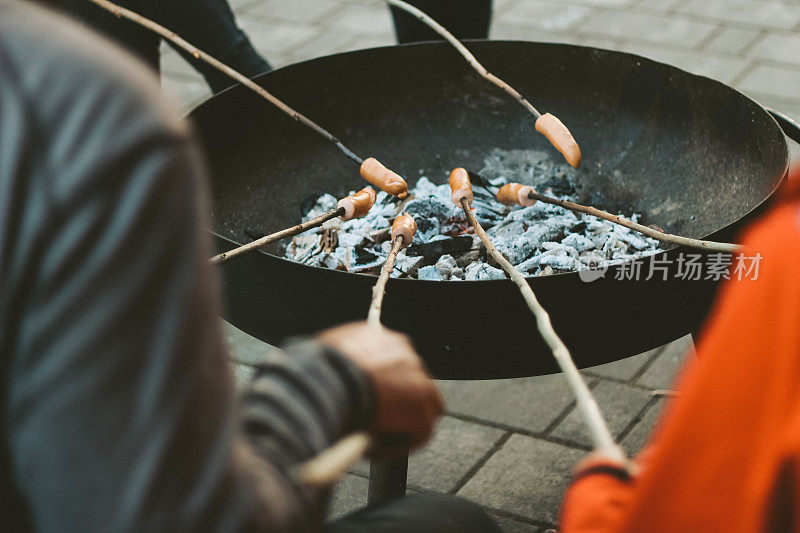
[0,2,372,531]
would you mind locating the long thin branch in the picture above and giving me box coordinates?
[386,0,541,119]
[368,235,405,326]
[528,191,740,253]
[87,0,363,166]
[210,208,344,265]
[461,198,625,461]
[296,236,404,487]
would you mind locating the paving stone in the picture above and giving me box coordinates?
[491,514,541,533]
[408,416,507,492]
[550,380,652,447]
[328,473,368,520]
[700,26,761,55]
[223,321,276,366]
[737,64,800,101]
[160,74,211,112]
[491,24,622,50]
[678,0,800,30]
[636,334,694,389]
[567,0,634,7]
[457,435,584,523]
[322,3,395,37]
[494,0,594,32]
[160,44,202,80]
[580,11,717,48]
[229,0,261,14]
[633,0,684,14]
[438,375,575,433]
[584,347,658,381]
[237,16,318,56]
[621,398,667,454]
[351,416,507,492]
[747,32,800,68]
[242,0,346,25]
[284,30,363,63]
[617,43,748,84]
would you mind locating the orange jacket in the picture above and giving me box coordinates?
[561,199,800,532]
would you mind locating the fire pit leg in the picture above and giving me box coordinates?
[367,455,409,506]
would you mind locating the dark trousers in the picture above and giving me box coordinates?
[327,494,503,533]
[61,0,271,92]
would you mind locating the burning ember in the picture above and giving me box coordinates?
[285,149,662,280]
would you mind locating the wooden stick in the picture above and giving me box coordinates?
[385,0,541,119]
[527,191,740,253]
[460,198,626,462]
[210,208,344,265]
[368,235,405,326]
[296,432,371,488]
[87,0,363,166]
[296,235,405,487]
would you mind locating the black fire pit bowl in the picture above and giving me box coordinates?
[190,41,788,380]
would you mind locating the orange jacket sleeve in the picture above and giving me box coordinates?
[562,199,800,532]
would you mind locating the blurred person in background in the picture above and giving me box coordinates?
[54,0,272,92]
[0,1,502,531]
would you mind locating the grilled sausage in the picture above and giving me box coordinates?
[449,167,473,207]
[360,157,409,198]
[391,213,417,248]
[497,183,537,207]
[535,113,582,168]
[338,186,377,221]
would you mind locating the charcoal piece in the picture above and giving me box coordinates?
[403,195,457,224]
[418,265,444,281]
[352,247,384,268]
[287,233,320,260]
[616,229,651,251]
[539,253,577,271]
[538,176,576,196]
[465,262,506,281]
[434,254,458,279]
[301,193,338,222]
[393,253,424,277]
[562,233,595,252]
[456,250,481,268]
[497,233,537,265]
[414,216,441,243]
[407,235,474,259]
[338,232,366,249]
[487,220,526,239]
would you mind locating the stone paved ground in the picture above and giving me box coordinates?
[160,0,794,530]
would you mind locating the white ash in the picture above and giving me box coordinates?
[284,150,663,280]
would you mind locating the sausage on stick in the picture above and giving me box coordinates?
[210,187,377,265]
[385,0,581,168]
[451,168,626,463]
[87,0,408,198]
[496,182,739,253]
[296,213,418,487]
